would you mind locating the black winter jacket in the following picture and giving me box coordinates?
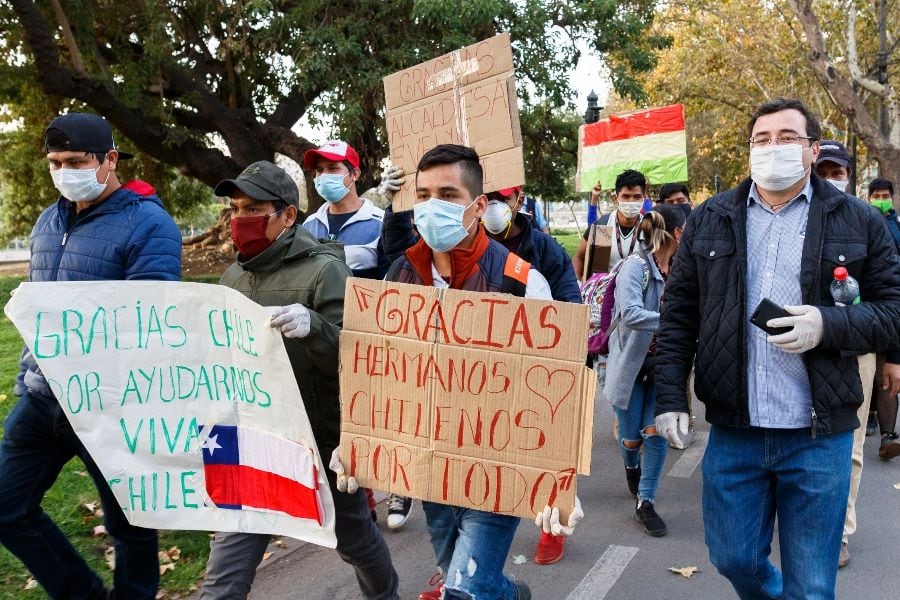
[655,174,900,435]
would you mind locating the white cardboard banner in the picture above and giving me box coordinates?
[4,281,337,548]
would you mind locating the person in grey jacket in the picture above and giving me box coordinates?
[603,205,686,537]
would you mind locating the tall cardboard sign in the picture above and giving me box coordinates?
[339,278,595,521]
[582,224,614,280]
[384,33,525,210]
[4,281,337,548]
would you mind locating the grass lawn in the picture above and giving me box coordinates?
[0,275,213,599]
[551,230,582,259]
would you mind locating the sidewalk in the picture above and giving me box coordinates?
[0,249,29,262]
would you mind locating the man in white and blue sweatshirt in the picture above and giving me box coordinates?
[303,140,387,278]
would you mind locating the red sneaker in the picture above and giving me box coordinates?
[417,585,443,600]
[417,572,443,599]
[534,531,565,565]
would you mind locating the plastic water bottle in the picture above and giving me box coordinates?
[830,267,860,306]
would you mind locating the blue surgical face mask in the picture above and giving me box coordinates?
[413,197,478,252]
[314,173,350,203]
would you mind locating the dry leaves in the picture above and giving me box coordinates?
[92,525,107,537]
[262,552,274,561]
[24,577,38,590]
[158,546,182,576]
[75,470,89,477]
[669,566,700,578]
[81,501,104,524]
[273,538,287,549]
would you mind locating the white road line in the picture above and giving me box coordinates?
[565,544,639,600]
[666,430,708,479]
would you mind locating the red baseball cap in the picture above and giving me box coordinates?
[303,140,360,170]
[498,186,522,198]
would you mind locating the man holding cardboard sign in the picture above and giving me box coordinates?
[574,169,647,281]
[341,144,586,599]
[199,161,399,600]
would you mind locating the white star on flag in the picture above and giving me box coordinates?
[202,434,223,456]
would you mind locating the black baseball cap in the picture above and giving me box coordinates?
[43,112,134,159]
[816,140,850,168]
[214,160,299,208]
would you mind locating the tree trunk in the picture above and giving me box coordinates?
[183,207,233,253]
[789,0,900,209]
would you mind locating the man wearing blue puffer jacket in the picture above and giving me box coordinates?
[0,112,182,600]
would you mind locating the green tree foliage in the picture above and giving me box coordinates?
[519,103,582,203]
[1,0,667,237]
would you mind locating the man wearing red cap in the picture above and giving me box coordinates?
[302,141,413,528]
[302,141,387,279]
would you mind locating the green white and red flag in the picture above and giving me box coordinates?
[577,103,688,191]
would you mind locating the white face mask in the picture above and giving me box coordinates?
[51,164,110,202]
[482,201,512,235]
[618,202,643,218]
[826,178,849,193]
[750,144,809,191]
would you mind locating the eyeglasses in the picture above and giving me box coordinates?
[748,134,814,147]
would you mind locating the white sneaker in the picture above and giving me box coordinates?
[386,494,413,530]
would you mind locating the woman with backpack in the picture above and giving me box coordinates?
[602,205,686,537]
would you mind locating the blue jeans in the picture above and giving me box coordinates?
[0,390,159,599]
[614,376,667,503]
[422,502,522,599]
[702,425,853,600]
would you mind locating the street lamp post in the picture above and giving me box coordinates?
[583,90,601,124]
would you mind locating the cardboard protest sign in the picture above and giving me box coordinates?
[338,278,595,521]
[4,282,337,548]
[384,33,525,210]
[577,103,688,191]
[583,224,614,279]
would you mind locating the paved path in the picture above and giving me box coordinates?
[196,394,900,599]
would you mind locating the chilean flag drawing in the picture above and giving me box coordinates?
[201,425,322,525]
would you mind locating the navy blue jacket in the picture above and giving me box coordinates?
[20,182,182,397]
[512,213,581,303]
[882,208,900,253]
[655,174,900,435]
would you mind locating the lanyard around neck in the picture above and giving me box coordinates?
[616,214,640,258]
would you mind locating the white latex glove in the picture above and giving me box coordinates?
[329,448,359,494]
[766,305,824,354]
[377,165,405,200]
[655,411,690,450]
[269,304,311,338]
[534,496,583,537]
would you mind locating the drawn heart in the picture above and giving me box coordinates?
[524,366,576,423]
